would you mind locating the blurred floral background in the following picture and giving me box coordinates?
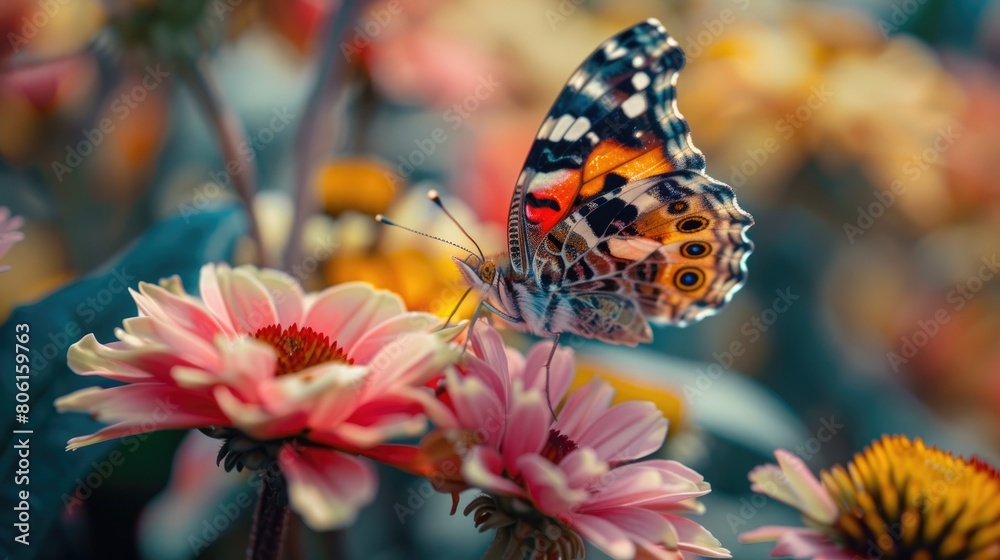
[1,0,999,558]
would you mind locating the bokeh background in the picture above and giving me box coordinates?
[1,0,999,558]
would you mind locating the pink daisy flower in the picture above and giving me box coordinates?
[0,206,24,272]
[422,324,731,560]
[56,263,459,530]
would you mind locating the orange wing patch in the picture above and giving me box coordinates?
[580,140,674,199]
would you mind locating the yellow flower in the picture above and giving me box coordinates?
[742,435,1000,559]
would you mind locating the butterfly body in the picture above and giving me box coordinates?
[457,19,753,347]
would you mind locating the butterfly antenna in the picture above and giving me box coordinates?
[375,215,478,257]
[427,190,486,261]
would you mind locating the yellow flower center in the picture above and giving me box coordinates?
[253,323,351,376]
[819,435,1000,559]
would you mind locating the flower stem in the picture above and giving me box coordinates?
[177,55,269,267]
[284,0,368,272]
[247,471,289,560]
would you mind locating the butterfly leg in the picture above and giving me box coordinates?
[544,333,562,417]
[440,286,473,331]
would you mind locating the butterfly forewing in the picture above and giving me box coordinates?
[507,19,707,276]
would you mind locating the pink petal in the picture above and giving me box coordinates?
[348,312,440,364]
[749,450,838,524]
[500,387,549,471]
[570,513,636,560]
[664,515,731,558]
[199,264,279,333]
[444,368,505,448]
[519,341,575,406]
[56,385,228,449]
[516,454,588,514]
[121,316,221,372]
[553,379,614,444]
[303,282,405,351]
[741,526,851,559]
[279,445,377,530]
[252,267,305,326]
[575,400,667,463]
[362,332,454,397]
[462,446,525,498]
[559,447,609,489]
[212,385,309,440]
[132,282,231,339]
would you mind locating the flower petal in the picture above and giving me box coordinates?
[303,282,405,351]
[750,450,838,524]
[462,446,525,498]
[570,513,636,560]
[279,445,377,530]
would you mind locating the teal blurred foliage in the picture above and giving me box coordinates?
[0,207,245,559]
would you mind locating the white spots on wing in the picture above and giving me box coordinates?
[666,35,679,47]
[567,70,587,91]
[604,40,628,60]
[586,131,600,144]
[608,237,661,261]
[581,80,605,100]
[621,93,647,118]
[527,169,574,194]
[632,72,650,91]
[647,18,666,32]
[537,117,556,139]
[517,170,528,186]
[568,223,599,248]
[632,55,645,68]
[563,117,591,142]
[550,115,576,142]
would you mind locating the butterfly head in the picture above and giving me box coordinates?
[452,254,520,320]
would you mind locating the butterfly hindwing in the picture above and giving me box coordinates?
[533,170,753,340]
[508,19,705,276]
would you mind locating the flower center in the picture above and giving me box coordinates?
[252,323,351,376]
[540,429,578,465]
[820,435,1000,559]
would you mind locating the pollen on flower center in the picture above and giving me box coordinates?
[253,323,352,376]
[819,435,1000,559]
[541,429,578,465]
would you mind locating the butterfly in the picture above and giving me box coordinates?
[449,18,753,352]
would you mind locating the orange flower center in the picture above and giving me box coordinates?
[253,323,352,376]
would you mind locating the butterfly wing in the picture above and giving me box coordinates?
[532,170,753,344]
[507,18,705,276]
